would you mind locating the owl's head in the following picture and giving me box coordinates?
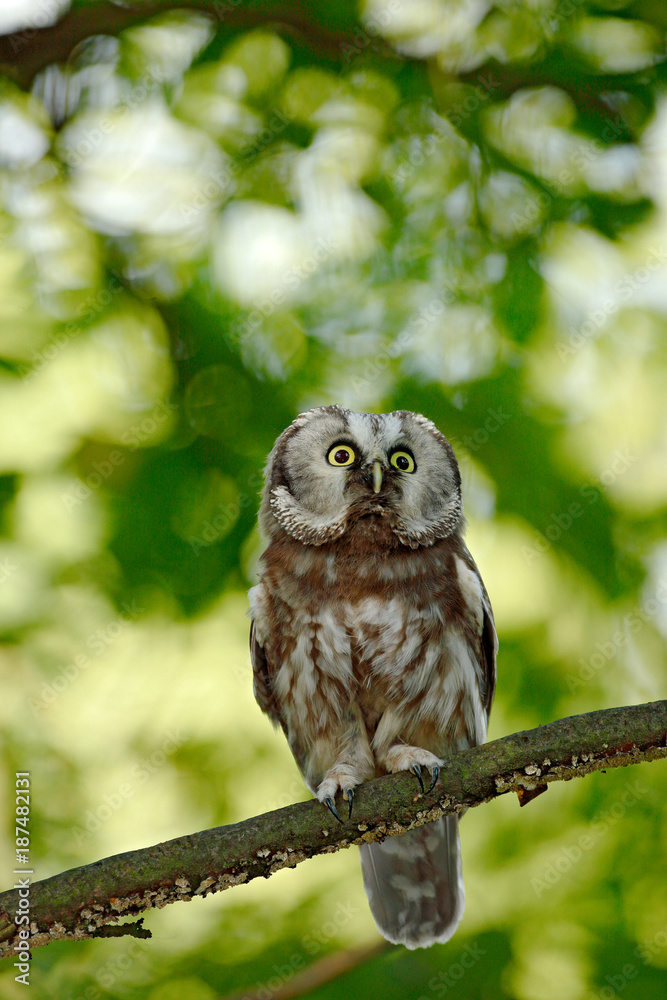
[259,406,462,548]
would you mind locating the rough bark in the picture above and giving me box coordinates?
[1,700,665,959]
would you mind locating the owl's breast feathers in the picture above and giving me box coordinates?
[249,527,496,767]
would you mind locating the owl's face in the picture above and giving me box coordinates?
[260,406,462,548]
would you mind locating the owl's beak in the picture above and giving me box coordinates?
[372,461,383,494]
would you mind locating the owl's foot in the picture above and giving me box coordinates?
[381,745,444,794]
[410,763,424,793]
[317,773,358,821]
[321,790,355,822]
[409,763,439,793]
[323,796,342,823]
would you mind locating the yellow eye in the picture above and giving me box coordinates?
[327,444,356,466]
[390,450,416,473]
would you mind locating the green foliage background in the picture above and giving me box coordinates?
[0,1,666,997]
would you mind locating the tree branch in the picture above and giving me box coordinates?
[1,700,665,958]
[0,0,637,138]
[0,1,392,88]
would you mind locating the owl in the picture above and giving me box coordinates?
[248,406,496,948]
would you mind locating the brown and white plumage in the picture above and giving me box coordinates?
[248,405,496,948]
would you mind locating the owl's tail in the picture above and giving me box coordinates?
[359,815,464,949]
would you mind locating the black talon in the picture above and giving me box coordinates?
[324,796,342,823]
[410,763,425,793]
[427,765,440,794]
[345,788,354,818]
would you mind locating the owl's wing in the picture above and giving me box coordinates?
[479,578,497,718]
[249,621,284,731]
[458,541,497,722]
[250,621,309,777]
